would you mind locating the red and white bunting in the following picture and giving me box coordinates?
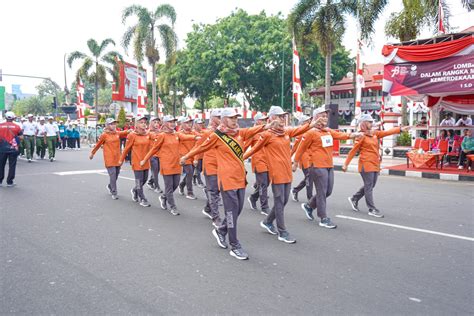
[292,38,302,113]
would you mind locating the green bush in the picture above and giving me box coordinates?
[117,107,126,129]
[397,131,411,146]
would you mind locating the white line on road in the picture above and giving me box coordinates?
[336,215,474,242]
[97,172,135,181]
[54,169,106,176]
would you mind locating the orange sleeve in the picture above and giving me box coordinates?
[329,129,351,140]
[294,132,312,163]
[178,133,197,141]
[291,137,302,157]
[143,134,165,162]
[185,133,219,159]
[375,127,401,138]
[288,123,311,138]
[239,125,265,142]
[243,132,271,160]
[91,133,106,156]
[118,131,129,138]
[344,138,364,166]
[120,133,135,162]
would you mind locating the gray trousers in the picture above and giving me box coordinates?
[162,174,180,209]
[219,188,245,250]
[149,157,161,189]
[133,170,148,201]
[106,166,120,195]
[308,167,334,219]
[249,171,270,210]
[352,169,379,210]
[204,174,220,220]
[265,183,291,233]
[179,164,194,195]
[293,167,313,200]
[194,159,204,184]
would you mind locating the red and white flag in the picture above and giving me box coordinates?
[438,0,445,34]
[292,38,302,113]
[76,78,86,119]
[137,76,148,117]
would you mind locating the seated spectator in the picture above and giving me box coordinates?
[416,116,428,139]
[440,113,455,126]
[455,115,472,127]
[432,130,448,150]
[458,129,474,170]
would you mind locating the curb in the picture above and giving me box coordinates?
[332,164,474,182]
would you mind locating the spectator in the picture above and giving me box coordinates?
[0,111,23,187]
[66,124,74,149]
[416,116,428,139]
[455,114,472,127]
[57,120,67,150]
[458,129,474,170]
[71,123,81,150]
[432,130,448,150]
[440,113,455,126]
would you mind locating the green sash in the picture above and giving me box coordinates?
[214,129,244,164]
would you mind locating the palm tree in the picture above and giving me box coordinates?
[289,0,387,106]
[67,38,122,113]
[122,4,178,116]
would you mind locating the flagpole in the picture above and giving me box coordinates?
[281,46,284,108]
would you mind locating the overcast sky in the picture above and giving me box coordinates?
[0,0,472,94]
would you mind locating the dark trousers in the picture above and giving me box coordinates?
[293,167,313,200]
[133,170,148,201]
[148,157,161,189]
[60,137,68,149]
[106,166,121,195]
[352,169,379,210]
[193,159,204,185]
[265,183,291,233]
[249,171,270,210]
[308,167,334,219]
[0,152,18,185]
[459,150,474,166]
[162,174,180,209]
[179,164,194,194]
[204,174,220,220]
[67,138,74,149]
[218,188,245,250]
[75,138,80,149]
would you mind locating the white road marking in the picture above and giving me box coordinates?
[336,215,474,242]
[97,172,135,181]
[54,169,106,176]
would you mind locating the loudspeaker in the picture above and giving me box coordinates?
[327,103,339,129]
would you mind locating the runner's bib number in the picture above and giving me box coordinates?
[321,135,333,147]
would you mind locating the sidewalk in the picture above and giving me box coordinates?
[332,155,474,182]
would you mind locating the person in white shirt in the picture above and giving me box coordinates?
[455,115,472,126]
[440,113,455,126]
[22,114,37,162]
[36,117,47,159]
[45,116,60,162]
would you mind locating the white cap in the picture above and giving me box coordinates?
[268,106,288,117]
[27,114,34,118]
[298,115,311,125]
[136,116,148,121]
[163,115,177,122]
[254,112,268,121]
[313,106,329,117]
[221,108,241,118]
[48,116,54,120]
[358,114,374,123]
[39,116,45,121]
[5,111,15,119]
[210,109,222,117]
[177,116,186,123]
[150,116,160,121]
[194,118,204,124]
[21,117,27,121]
[106,118,117,125]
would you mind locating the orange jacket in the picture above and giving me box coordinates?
[192,128,208,160]
[345,127,401,172]
[248,133,268,173]
[120,132,151,171]
[193,129,218,175]
[291,136,311,169]
[244,124,310,184]
[149,131,162,158]
[178,130,197,165]
[294,128,351,169]
[91,131,128,167]
[186,126,264,191]
[143,132,196,175]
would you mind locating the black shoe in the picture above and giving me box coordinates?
[106,184,113,195]
[368,209,384,218]
[169,207,180,216]
[247,196,257,210]
[319,217,337,229]
[130,188,138,202]
[291,189,298,202]
[260,221,277,235]
[229,248,249,260]
[159,195,167,210]
[202,208,213,219]
[278,231,296,244]
[140,199,151,207]
[178,185,185,196]
[212,229,228,249]
[347,196,360,212]
[260,208,270,216]
[301,203,314,221]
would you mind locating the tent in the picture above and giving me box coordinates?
[382,29,474,115]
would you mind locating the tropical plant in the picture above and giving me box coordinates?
[122,4,178,116]
[289,0,387,106]
[117,107,127,129]
[67,38,122,114]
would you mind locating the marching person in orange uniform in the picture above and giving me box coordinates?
[291,115,314,202]
[243,106,317,244]
[177,117,198,199]
[146,117,163,193]
[246,112,271,215]
[141,115,199,216]
[119,116,152,207]
[180,108,275,260]
[192,118,206,187]
[89,118,130,200]
[295,106,360,229]
[343,114,410,218]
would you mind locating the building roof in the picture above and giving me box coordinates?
[309,63,383,96]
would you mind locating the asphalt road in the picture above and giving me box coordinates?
[1,149,473,315]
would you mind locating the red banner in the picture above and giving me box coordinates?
[383,54,474,96]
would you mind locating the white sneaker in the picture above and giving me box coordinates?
[458,166,463,170]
